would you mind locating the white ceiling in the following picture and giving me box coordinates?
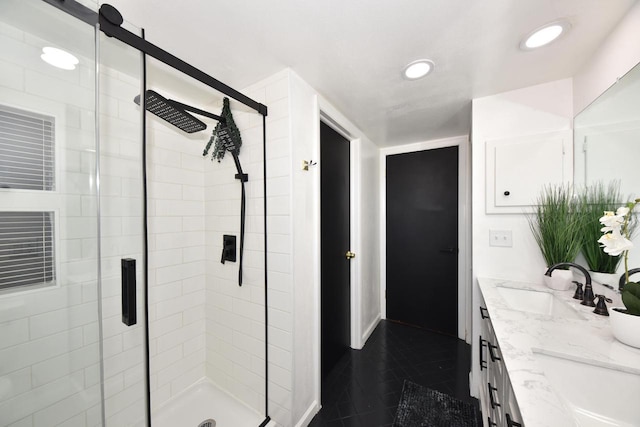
[106,0,637,146]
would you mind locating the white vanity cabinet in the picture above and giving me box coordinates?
[478,300,524,427]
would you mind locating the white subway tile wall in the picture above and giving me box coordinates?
[146,106,207,411]
[144,73,281,419]
[225,71,294,426]
[0,20,104,427]
[204,92,269,415]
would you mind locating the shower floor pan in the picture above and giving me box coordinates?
[153,378,267,427]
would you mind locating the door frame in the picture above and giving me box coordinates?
[317,109,362,349]
[319,119,352,381]
[379,135,471,342]
[311,96,363,409]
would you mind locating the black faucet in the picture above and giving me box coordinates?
[545,262,595,307]
[594,294,613,316]
[619,268,640,291]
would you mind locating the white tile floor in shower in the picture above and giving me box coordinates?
[152,378,269,427]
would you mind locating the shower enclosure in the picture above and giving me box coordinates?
[0,1,270,426]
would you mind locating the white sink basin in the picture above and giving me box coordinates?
[533,350,640,426]
[496,286,583,319]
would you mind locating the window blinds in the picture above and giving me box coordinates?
[0,211,55,290]
[0,105,56,290]
[0,105,55,191]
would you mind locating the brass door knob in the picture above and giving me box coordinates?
[345,251,356,260]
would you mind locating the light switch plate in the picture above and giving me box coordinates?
[490,230,513,247]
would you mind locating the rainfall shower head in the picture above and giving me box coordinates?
[134,90,207,133]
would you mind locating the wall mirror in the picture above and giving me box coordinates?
[574,60,640,269]
[574,61,640,197]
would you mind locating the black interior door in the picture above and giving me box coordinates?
[386,146,459,336]
[320,121,351,381]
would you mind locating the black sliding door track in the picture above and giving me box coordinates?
[42,0,268,117]
[99,19,268,116]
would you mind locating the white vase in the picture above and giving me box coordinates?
[543,268,574,291]
[610,307,640,349]
[590,271,620,290]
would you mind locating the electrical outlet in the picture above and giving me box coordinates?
[489,230,512,247]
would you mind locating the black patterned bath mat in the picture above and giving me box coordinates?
[393,380,480,427]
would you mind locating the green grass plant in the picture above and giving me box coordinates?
[528,184,582,268]
[578,181,626,273]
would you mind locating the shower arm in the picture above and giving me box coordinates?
[169,100,226,124]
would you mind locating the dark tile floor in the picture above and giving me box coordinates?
[308,320,478,427]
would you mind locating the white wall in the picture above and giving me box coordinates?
[573,1,640,114]
[470,78,574,399]
[471,78,574,284]
[289,72,317,427]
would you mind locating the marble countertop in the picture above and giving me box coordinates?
[478,277,640,427]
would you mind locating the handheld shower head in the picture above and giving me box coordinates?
[134,89,206,133]
[201,97,247,287]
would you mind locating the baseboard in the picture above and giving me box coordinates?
[361,314,381,346]
[294,400,321,427]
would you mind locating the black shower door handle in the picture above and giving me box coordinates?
[121,258,137,326]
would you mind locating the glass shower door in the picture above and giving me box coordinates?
[0,1,147,426]
[97,22,147,427]
[0,1,104,425]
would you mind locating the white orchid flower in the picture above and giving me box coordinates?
[600,200,639,290]
[617,206,630,216]
[599,210,625,232]
[598,228,634,256]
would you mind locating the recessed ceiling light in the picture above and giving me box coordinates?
[402,59,435,80]
[520,20,570,50]
[41,47,79,70]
